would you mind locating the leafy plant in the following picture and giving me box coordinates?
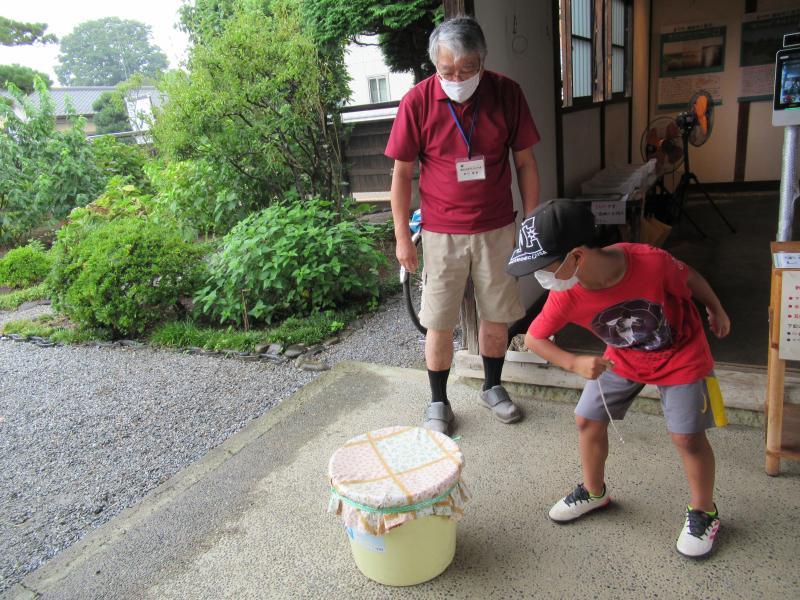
[146,159,248,237]
[0,240,52,287]
[48,217,206,337]
[0,78,105,245]
[91,136,151,191]
[195,197,386,325]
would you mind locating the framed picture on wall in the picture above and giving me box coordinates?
[660,22,726,78]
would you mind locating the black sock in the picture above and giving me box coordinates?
[482,355,505,391]
[428,368,450,405]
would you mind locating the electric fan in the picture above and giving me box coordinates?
[641,90,734,237]
[640,116,684,175]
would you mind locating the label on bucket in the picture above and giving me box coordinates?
[346,527,385,553]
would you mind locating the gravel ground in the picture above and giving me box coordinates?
[0,294,461,594]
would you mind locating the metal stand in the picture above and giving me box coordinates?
[671,129,737,238]
[777,125,799,242]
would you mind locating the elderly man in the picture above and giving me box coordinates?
[386,16,541,435]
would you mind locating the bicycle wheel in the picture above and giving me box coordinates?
[401,232,426,335]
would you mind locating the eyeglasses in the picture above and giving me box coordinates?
[437,62,482,82]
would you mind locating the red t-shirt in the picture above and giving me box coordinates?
[385,71,540,234]
[528,244,714,385]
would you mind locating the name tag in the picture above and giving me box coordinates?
[456,155,486,182]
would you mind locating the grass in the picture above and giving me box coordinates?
[0,283,49,311]
[149,309,357,352]
[1,315,105,344]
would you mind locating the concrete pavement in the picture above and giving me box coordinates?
[6,361,799,599]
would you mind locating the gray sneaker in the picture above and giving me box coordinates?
[479,385,522,423]
[423,402,455,436]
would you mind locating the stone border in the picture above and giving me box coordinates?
[0,317,372,373]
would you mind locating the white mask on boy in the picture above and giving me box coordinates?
[534,258,579,291]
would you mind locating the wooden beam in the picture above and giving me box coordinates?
[734,101,750,181]
[735,0,758,182]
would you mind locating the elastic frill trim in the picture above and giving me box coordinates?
[327,479,471,536]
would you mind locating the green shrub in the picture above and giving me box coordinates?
[48,217,206,337]
[146,159,248,238]
[92,135,151,191]
[195,197,387,325]
[0,241,52,288]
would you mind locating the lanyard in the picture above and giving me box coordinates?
[447,98,480,159]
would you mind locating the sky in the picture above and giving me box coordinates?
[0,0,190,85]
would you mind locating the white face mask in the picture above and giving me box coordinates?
[534,259,579,291]
[438,71,481,103]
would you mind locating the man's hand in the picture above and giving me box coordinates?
[706,306,731,338]
[570,355,615,380]
[396,236,418,273]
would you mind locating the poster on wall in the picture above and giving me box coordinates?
[658,22,726,109]
[739,9,800,102]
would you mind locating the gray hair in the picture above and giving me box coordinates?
[428,16,487,65]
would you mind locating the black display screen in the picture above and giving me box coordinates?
[774,49,800,111]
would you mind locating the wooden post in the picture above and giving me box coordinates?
[766,266,784,476]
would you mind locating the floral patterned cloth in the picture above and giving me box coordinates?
[327,426,471,535]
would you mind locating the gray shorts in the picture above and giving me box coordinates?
[576,370,721,434]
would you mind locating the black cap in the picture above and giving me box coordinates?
[506,199,596,277]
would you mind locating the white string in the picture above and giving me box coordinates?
[597,377,625,444]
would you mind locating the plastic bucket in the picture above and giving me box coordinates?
[345,515,456,586]
[327,426,470,587]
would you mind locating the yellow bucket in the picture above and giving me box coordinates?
[346,515,456,586]
[328,426,470,587]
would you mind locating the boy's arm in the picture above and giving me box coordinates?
[686,267,731,338]
[525,333,614,379]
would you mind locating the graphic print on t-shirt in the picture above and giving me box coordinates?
[590,298,673,350]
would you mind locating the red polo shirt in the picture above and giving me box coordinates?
[385,70,540,234]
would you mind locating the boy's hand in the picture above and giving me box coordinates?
[706,306,731,338]
[571,355,615,379]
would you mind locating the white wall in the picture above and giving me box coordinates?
[563,108,603,196]
[649,0,798,183]
[343,35,415,106]
[475,0,558,203]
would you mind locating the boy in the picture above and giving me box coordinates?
[507,199,730,559]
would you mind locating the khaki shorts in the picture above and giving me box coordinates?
[420,222,524,331]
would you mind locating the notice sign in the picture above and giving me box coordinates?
[591,200,626,225]
[779,270,800,361]
[658,21,726,109]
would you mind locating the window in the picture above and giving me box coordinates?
[368,76,389,103]
[559,0,631,107]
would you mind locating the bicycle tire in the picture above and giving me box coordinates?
[401,232,427,335]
